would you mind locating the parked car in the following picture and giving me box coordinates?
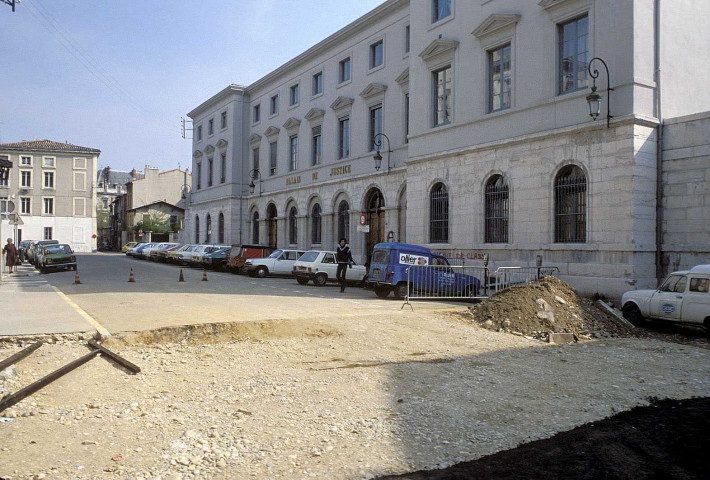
[18,240,33,263]
[292,250,367,286]
[243,249,306,278]
[153,244,182,262]
[142,242,178,260]
[131,243,156,258]
[125,242,146,257]
[167,244,194,263]
[621,265,710,328]
[122,242,138,253]
[189,245,228,266]
[201,247,231,270]
[28,240,59,266]
[367,242,481,299]
[226,244,274,273]
[37,244,77,273]
[175,245,201,265]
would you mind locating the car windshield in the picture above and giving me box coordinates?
[45,245,71,255]
[268,249,284,259]
[298,251,320,263]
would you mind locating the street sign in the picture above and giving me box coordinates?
[359,213,367,226]
[9,213,23,225]
[357,224,370,233]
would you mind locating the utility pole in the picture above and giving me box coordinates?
[181,117,193,139]
[2,0,19,12]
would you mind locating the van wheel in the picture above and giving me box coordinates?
[314,273,328,287]
[296,277,309,285]
[255,266,269,278]
[375,286,390,298]
[464,284,479,298]
[622,304,644,326]
[394,282,410,300]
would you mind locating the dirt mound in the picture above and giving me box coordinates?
[468,276,629,340]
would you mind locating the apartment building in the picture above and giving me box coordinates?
[0,139,100,252]
[186,0,710,299]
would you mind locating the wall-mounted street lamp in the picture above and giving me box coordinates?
[586,57,614,128]
[180,184,192,203]
[387,230,395,242]
[248,169,262,196]
[372,133,391,173]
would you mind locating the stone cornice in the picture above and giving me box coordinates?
[330,96,354,111]
[282,117,302,131]
[193,150,203,158]
[395,68,409,86]
[472,14,521,39]
[304,108,326,122]
[204,144,215,155]
[419,39,459,62]
[187,84,247,119]
[216,139,228,149]
[264,126,280,138]
[538,0,574,9]
[249,133,262,144]
[359,83,388,99]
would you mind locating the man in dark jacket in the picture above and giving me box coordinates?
[336,238,354,293]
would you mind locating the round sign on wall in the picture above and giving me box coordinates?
[359,213,367,226]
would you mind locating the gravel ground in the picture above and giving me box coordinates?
[1,311,709,480]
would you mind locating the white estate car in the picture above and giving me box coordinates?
[292,250,368,286]
[243,249,306,278]
[621,265,710,327]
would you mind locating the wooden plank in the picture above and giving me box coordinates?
[595,300,635,330]
[0,350,100,413]
[88,340,141,374]
[0,342,43,372]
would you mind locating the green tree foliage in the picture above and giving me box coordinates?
[135,211,171,234]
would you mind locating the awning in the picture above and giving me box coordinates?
[0,156,12,169]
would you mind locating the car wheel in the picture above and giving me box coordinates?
[394,282,410,300]
[39,267,46,274]
[314,273,328,287]
[622,304,644,326]
[375,286,390,298]
[296,277,309,286]
[255,266,269,278]
[360,275,368,288]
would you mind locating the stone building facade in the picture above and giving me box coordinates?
[186,0,710,299]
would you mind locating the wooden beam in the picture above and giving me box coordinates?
[88,340,141,374]
[0,342,43,372]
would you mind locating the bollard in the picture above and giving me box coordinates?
[128,268,136,282]
[73,270,81,285]
[179,269,185,282]
[202,269,208,282]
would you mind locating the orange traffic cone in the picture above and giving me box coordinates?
[128,268,136,282]
[179,269,185,282]
[202,269,208,282]
[74,270,81,285]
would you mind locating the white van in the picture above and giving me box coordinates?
[621,265,710,327]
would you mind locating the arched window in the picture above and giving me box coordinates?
[337,200,349,241]
[252,211,260,244]
[194,215,200,243]
[311,203,322,244]
[429,182,449,243]
[206,214,212,243]
[218,212,225,244]
[289,206,298,245]
[555,165,587,243]
[485,175,509,243]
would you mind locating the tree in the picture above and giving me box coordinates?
[135,211,171,234]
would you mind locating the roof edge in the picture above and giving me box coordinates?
[188,84,248,119]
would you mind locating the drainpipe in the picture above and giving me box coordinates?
[654,0,664,283]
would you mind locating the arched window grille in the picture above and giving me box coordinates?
[218,212,225,244]
[252,211,259,244]
[429,182,449,243]
[485,175,509,243]
[337,200,349,241]
[194,215,200,243]
[288,207,298,245]
[555,165,587,243]
[206,214,212,243]
[311,203,322,244]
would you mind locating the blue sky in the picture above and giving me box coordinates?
[0,0,385,173]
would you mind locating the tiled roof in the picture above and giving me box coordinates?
[97,168,136,186]
[0,139,101,154]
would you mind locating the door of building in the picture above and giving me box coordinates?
[365,188,385,265]
[267,204,278,249]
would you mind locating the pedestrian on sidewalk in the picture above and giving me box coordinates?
[2,238,19,274]
[336,238,354,293]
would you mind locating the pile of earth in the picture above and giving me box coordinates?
[467,276,630,340]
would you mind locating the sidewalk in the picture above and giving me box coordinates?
[0,263,95,336]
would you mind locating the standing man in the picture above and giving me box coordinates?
[336,237,354,293]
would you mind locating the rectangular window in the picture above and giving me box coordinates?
[312,125,322,166]
[43,157,55,167]
[20,156,32,166]
[43,197,54,215]
[220,153,226,184]
[197,125,202,140]
[488,44,512,112]
[43,171,55,189]
[73,157,87,169]
[558,15,589,94]
[289,135,299,171]
[369,104,383,151]
[433,66,453,126]
[208,118,214,135]
[370,40,384,69]
[339,57,351,83]
[221,111,227,129]
[21,171,31,188]
[253,147,260,172]
[290,84,299,106]
[405,25,410,53]
[73,197,86,216]
[312,72,323,95]
[208,157,214,187]
[0,169,7,187]
[433,0,452,23]
[253,105,260,123]
[338,117,350,159]
[404,93,410,143]
[20,197,30,214]
[269,141,278,176]
[43,227,52,241]
[196,162,202,189]
[73,171,86,190]
[270,94,279,115]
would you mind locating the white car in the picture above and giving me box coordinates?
[243,249,306,278]
[292,250,367,286]
[191,245,229,266]
[621,265,710,327]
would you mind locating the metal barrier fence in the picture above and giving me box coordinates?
[403,265,559,307]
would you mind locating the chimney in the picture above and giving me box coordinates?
[131,168,137,180]
[106,166,111,184]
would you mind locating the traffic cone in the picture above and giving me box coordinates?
[202,269,208,282]
[179,269,185,282]
[128,268,136,282]
[74,270,82,285]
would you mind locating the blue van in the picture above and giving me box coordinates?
[367,242,481,299]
